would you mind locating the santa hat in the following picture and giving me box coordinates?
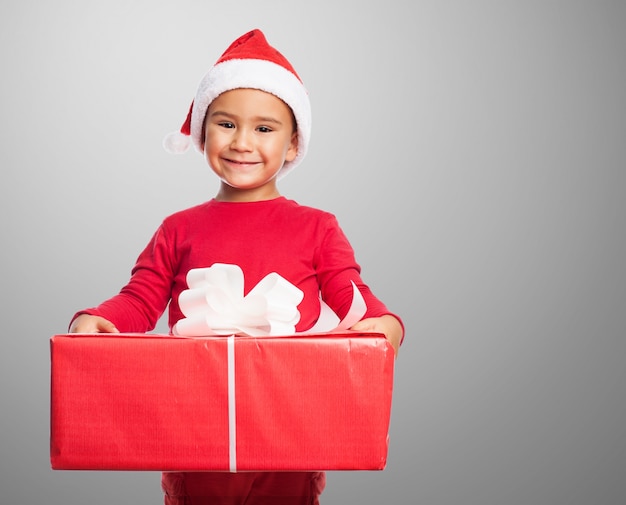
[163,29,311,179]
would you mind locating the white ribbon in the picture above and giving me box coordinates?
[227,335,236,472]
[173,264,304,337]
[173,263,367,337]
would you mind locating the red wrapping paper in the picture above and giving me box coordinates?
[50,332,395,471]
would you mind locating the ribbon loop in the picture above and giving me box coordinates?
[173,263,367,337]
[174,264,304,336]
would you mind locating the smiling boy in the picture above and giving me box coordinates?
[70,29,403,504]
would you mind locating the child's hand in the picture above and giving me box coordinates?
[350,314,403,356]
[69,314,119,334]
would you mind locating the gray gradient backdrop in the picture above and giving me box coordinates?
[1,1,625,504]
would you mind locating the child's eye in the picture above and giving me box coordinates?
[257,126,273,133]
[218,122,235,129]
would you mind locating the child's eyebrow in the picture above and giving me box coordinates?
[209,110,283,125]
[255,116,283,125]
[209,110,235,120]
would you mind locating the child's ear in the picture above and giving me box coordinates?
[285,132,298,162]
[200,114,209,152]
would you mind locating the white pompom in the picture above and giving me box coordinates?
[162,131,191,154]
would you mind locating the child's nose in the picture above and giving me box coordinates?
[230,129,253,151]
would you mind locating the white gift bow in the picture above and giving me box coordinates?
[173,263,367,337]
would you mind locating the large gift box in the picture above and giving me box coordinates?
[50,332,395,471]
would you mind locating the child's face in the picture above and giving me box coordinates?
[203,88,298,201]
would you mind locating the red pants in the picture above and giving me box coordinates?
[161,471,326,505]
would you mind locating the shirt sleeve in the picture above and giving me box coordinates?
[70,223,175,333]
[315,214,404,330]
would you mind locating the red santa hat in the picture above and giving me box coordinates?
[163,29,312,179]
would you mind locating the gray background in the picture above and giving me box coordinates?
[1,1,625,504]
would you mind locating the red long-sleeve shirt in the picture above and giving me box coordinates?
[76,197,400,333]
